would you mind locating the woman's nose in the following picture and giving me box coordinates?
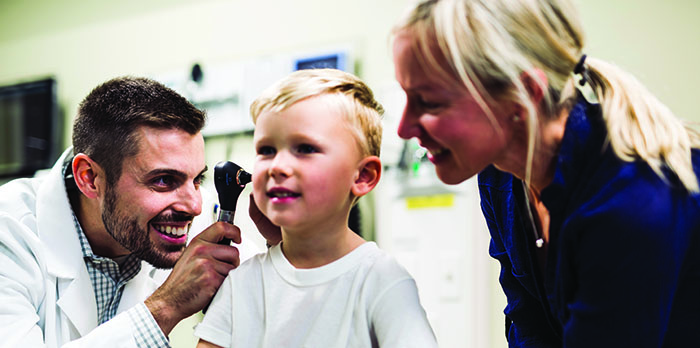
[397,104,421,140]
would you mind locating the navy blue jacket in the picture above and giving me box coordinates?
[479,99,700,347]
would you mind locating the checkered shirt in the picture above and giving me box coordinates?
[66,161,170,347]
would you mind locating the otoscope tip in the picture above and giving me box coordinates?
[237,169,252,186]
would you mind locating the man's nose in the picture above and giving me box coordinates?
[174,183,202,216]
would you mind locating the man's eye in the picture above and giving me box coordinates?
[153,176,174,188]
[194,174,206,186]
[297,144,318,154]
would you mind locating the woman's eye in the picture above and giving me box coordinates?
[297,144,318,154]
[257,146,276,156]
[417,97,444,111]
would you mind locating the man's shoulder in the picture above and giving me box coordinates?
[0,177,49,286]
[0,176,42,225]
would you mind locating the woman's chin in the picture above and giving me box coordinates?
[435,165,475,185]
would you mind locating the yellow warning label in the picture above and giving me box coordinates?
[405,193,455,209]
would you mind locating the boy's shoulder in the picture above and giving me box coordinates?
[358,242,415,286]
[224,247,271,279]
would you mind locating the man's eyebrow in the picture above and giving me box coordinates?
[145,165,208,179]
[146,168,188,179]
[198,166,208,178]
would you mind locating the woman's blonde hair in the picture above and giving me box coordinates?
[250,68,384,158]
[395,0,700,192]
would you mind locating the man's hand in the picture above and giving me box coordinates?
[248,194,282,246]
[145,221,241,335]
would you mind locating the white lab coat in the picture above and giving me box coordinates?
[0,148,259,347]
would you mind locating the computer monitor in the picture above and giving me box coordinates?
[0,78,60,178]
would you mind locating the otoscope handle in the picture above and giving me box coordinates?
[213,161,252,246]
[217,209,236,245]
[205,161,251,313]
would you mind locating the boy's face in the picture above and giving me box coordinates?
[252,95,364,233]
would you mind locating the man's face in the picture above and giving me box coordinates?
[101,126,206,269]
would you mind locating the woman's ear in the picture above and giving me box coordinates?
[520,68,548,105]
[351,156,382,198]
[72,153,104,199]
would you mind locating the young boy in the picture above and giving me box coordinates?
[194,69,437,347]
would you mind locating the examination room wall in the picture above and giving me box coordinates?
[1,1,698,347]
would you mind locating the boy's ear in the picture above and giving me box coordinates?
[351,156,382,198]
[72,153,105,199]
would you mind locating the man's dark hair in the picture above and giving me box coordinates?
[73,76,206,185]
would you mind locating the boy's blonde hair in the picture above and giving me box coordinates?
[395,0,700,192]
[250,69,384,158]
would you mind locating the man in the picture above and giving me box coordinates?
[0,76,246,347]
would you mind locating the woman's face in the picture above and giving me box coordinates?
[392,31,517,184]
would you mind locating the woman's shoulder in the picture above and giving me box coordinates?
[558,154,700,246]
[478,165,513,191]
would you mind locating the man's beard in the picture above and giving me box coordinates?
[101,185,187,269]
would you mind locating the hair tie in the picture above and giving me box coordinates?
[573,54,589,87]
[573,54,587,75]
[572,53,599,104]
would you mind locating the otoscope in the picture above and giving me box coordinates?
[213,161,252,245]
[203,161,251,314]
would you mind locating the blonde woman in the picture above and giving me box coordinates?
[391,0,700,346]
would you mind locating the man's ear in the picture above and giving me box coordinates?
[351,156,382,198]
[72,153,104,199]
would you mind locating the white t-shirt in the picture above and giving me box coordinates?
[194,242,437,347]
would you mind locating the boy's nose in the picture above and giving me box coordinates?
[269,152,293,178]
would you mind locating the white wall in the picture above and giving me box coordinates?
[577,0,700,123]
[0,0,409,146]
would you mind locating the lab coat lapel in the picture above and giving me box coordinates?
[37,148,99,336]
[118,263,160,315]
[55,270,98,336]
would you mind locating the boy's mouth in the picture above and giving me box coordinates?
[267,187,301,199]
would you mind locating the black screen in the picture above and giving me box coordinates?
[0,78,59,178]
[295,54,343,71]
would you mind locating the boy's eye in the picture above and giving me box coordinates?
[257,146,276,156]
[297,144,318,154]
